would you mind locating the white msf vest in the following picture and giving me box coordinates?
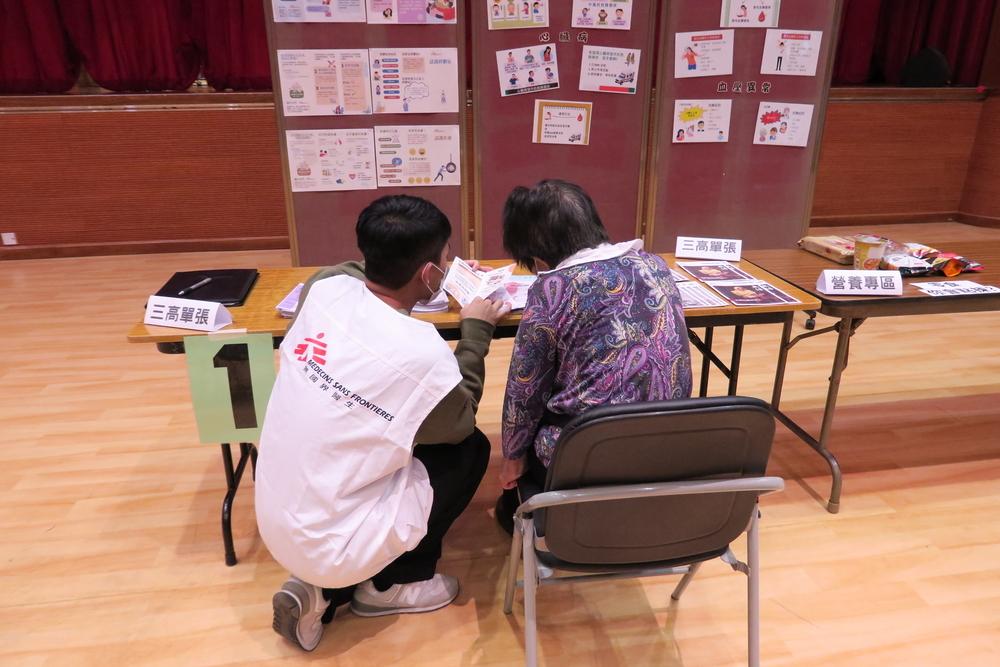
[255,275,461,588]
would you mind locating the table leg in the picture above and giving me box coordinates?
[727,325,745,396]
[220,441,256,566]
[699,327,714,397]
[771,316,794,410]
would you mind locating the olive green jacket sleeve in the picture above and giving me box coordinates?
[291,262,494,445]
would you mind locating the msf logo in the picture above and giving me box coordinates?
[294,332,327,365]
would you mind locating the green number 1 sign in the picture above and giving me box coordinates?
[184,333,276,443]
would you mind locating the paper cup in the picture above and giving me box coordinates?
[853,235,886,270]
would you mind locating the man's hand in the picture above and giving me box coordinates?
[460,297,511,325]
[464,259,482,272]
[499,456,526,490]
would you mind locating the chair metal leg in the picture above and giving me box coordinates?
[504,517,524,615]
[221,443,237,567]
[698,327,714,397]
[522,517,539,667]
[670,561,702,601]
[747,507,761,667]
[249,443,258,481]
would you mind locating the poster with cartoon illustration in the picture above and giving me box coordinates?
[753,101,813,147]
[720,0,780,27]
[532,100,593,145]
[277,50,373,116]
[496,44,560,96]
[672,100,732,143]
[579,46,641,94]
[488,0,548,29]
[571,0,631,30]
[272,0,366,22]
[761,29,823,76]
[369,48,459,114]
[674,30,735,79]
[374,125,461,187]
[366,0,456,24]
[286,129,377,192]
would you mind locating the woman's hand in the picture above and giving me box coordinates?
[499,456,526,490]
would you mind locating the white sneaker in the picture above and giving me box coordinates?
[350,574,459,617]
[272,575,330,651]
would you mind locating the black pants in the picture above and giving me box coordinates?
[322,429,491,619]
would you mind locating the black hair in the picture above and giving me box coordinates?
[502,179,609,271]
[356,195,451,289]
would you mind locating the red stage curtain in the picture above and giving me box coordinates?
[191,0,271,91]
[0,0,79,93]
[834,0,996,85]
[58,0,200,92]
[832,0,884,85]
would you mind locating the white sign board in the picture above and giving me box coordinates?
[144,296,233,332]
[816,270,902,296]
[675,236,742,261]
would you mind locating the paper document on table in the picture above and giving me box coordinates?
[677,261,756,282]
[913,281,1000,297]
[441,258,515,307]
[677,281,727,308]
[276,283,305,318]
[412,290,450,313]
[670,268,690,283]
[708,280,800,306]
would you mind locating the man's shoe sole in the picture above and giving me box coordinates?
[350,592,458,618]
[272,590,313,651]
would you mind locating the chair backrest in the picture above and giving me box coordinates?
[900,47,951,87]
[541,397,775,565]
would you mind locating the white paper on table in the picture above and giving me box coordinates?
[271,0,367,23]
[571,0,632,30]
[912,281,1000,297]
[674,30,734,79]
[276,283,305,318]
[677,281,727,308]
[441,258,515,307]
[672,99,732,143]
[707,280,800,306]
[370,48,459,114]
[753,101,814,147]
[579,46,641,94]
[277,49,373,117]
[374,125,461,187]
[412,290,451,313]
[761,29,823,77]
[286,129,377,192]
[488,0,549,29]
[670,268,690,283]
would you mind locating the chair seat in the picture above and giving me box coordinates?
[534,542,729,574]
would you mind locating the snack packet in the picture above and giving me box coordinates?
[902,242,940,260]
[798,235,854,264]
[880,253,932,277]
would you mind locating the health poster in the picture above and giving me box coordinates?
[271,0,366,22]
[374,125,461,187]
[579,46,641,94]
[761,29,823,76]
[754,101,814,147]
[532,100,593,145]
[286,129,377,192]
[674,30,735,79]
[366,0,456,24]
[571,0,632,30]
[488,0,549,29]
[369,48,459,114]
[720,0,780,27]
[277,50,373,116]
[497,44,560,97]
[672,100,732,143]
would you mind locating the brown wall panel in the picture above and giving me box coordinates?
[0,107,287,250]
[960,97,1000,224]
[811,100,981,225]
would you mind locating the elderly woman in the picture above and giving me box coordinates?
[496,180,693,532]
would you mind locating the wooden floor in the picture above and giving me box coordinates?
[2,223,1000,666]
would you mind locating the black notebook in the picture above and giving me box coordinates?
[155,269,260,307]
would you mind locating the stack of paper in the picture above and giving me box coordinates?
[276,283,304,318]
[412,290,450,313]
[677,261,800,307]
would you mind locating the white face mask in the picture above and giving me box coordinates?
[421,262,447,302]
